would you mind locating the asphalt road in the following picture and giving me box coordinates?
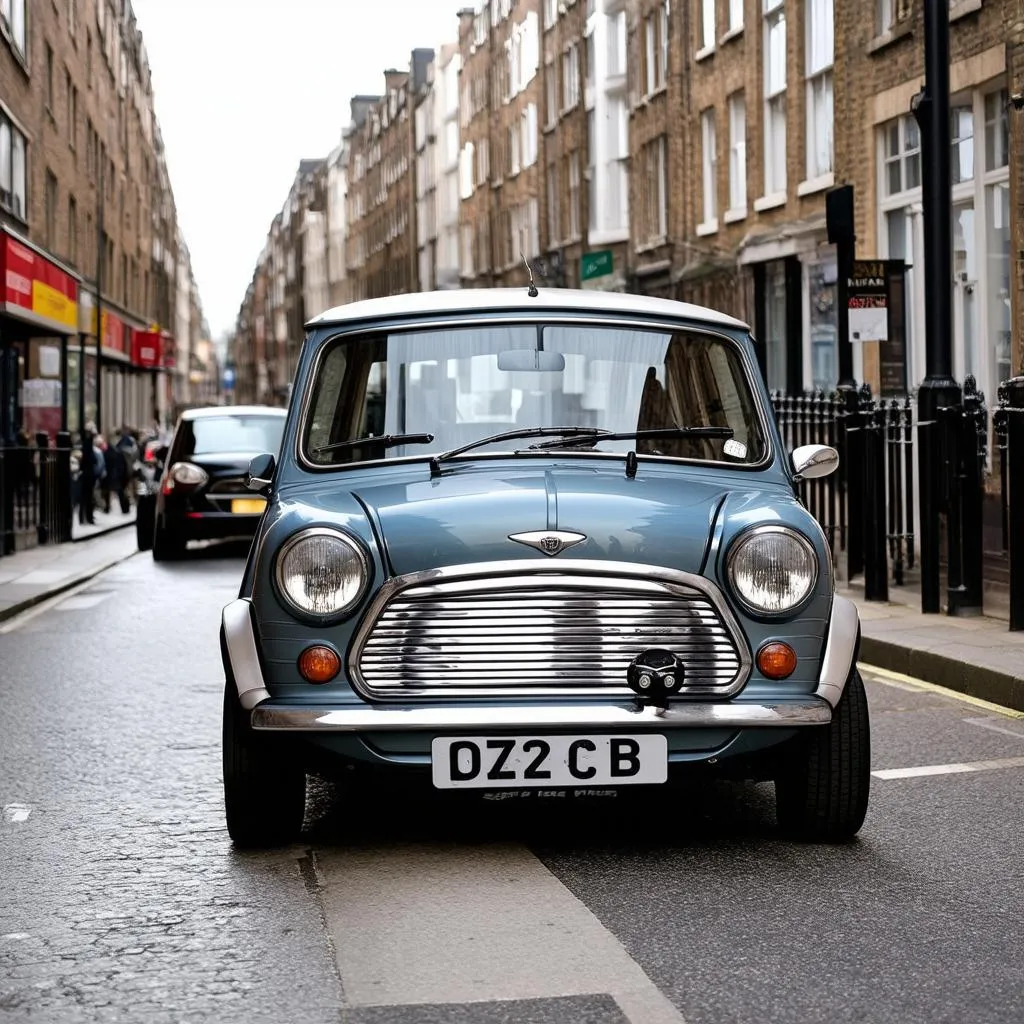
[2,544,1022,1024]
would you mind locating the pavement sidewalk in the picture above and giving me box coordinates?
[842,581,1024,712]
[71,504,136,542]
[0,528,139,624]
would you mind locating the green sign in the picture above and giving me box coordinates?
[580,249,614,282]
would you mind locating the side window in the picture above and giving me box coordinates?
[307,345,347,457]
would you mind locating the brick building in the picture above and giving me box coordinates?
[669,0,839,395]
[834,0,1017,407]
[346,53,434,301]
[0,0,195,442]
[541,0,586,288]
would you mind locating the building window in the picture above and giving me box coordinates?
[68,195,77,265]
[637,135,667,245]
[562,44,580,110]
[46,44,55,111]
[728,92,747,212]
[69,0,77,38]
[729,0,744,31]
[701,0,716,51]
[568,150,581,239]
[882,115,920,197]
[700,109,717,228]
[643,9,667,95]
[509,123,521,175]
[763,0,787,196]
[876,0,893,35]
[1,0,26,57]
[985,89,1009,171]
[545,59,558,127]
[522,104,538,168]
[805,0,833,179]
[547,160,560,245]
[0,113,27,220]
[951,103,974,184]
[459,141,474,199]
[608,10,627,76]
[543,0,558,30]
[45,170,58,250]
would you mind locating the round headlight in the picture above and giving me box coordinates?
[275,528,369,619]
[726,526,819,616]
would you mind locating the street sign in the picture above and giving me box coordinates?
[223,367,236,392]
[580,249,613,283]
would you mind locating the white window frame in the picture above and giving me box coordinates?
[699,0,716,56]
[761,0,787,202]
[562,44,580,111]
[728,0,745,34]
[727,92,747,218]
[0,0,26,57]
[699,108,718,233]
[804,0,834,184]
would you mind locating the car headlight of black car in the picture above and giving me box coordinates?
[274,527,370,621]
[726,525,819,616]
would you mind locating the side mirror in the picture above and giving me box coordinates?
[246,453,276,495]
[791,444,839,481]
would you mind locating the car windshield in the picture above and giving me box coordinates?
[177,415,285,458]
[302,322,767,467]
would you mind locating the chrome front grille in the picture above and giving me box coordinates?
[351,562,750,700]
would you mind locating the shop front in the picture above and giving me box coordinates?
[69,298,162,438]
[0,228,80,444]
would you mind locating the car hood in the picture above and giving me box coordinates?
[338,461,763,576]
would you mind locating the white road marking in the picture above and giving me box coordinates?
[963,717,1024,741]
[2,803,32,823]
[873,756,1024,780]
[54,592,111,611]
[1,933,30,941]
[317,843,686,1024]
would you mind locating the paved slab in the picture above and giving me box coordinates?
[0,528,140,625]
[844,584,1024,711]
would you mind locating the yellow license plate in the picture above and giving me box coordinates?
[231,498,267,514]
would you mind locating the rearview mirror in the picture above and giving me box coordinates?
[497,349,566,372]
[246,453,276,494]
[791,444,839,481]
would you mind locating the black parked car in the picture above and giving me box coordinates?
[149,406,286,561]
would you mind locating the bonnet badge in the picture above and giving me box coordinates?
[508,530,587,557]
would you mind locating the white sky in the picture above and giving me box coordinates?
[130,0,463,340]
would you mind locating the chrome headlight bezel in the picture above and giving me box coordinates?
[273,526,371,624]
[725,524,820,619]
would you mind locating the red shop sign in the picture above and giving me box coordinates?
[94,309,128,355]
[1,231,79,332]
[131,329,161,368]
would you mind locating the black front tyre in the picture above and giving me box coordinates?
[222,679,306,848]
[775,669,870,842]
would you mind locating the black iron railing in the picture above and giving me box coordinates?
[994,377,1024,630]
[0,433,73,557]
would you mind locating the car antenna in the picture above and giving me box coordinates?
[521,250,538,297]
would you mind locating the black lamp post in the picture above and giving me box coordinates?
[913,0,961,614]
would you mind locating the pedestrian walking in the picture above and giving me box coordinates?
[77,425,96,525]
[102,425,137,514]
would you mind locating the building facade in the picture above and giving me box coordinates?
[326,137,349,307]
[0,0,197,442]
[835,0,1017,405]
[434,42,462,289]
[415,58,439,291]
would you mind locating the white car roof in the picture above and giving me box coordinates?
[182,405,286,419]
[307,288,749,331]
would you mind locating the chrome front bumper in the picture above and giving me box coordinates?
[221,595,860,733]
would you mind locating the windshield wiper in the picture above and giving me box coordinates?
[313,432,434,456]
[428,426,605,476]
[529,426,735,450]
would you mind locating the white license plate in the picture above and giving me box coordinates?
[430,734,668,790]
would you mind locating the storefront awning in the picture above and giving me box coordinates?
[0,228,80,335]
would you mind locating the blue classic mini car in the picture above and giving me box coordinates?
[220,288,868,847]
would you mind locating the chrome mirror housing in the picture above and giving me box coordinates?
[246,453,276,494]
[791,444,839,481]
